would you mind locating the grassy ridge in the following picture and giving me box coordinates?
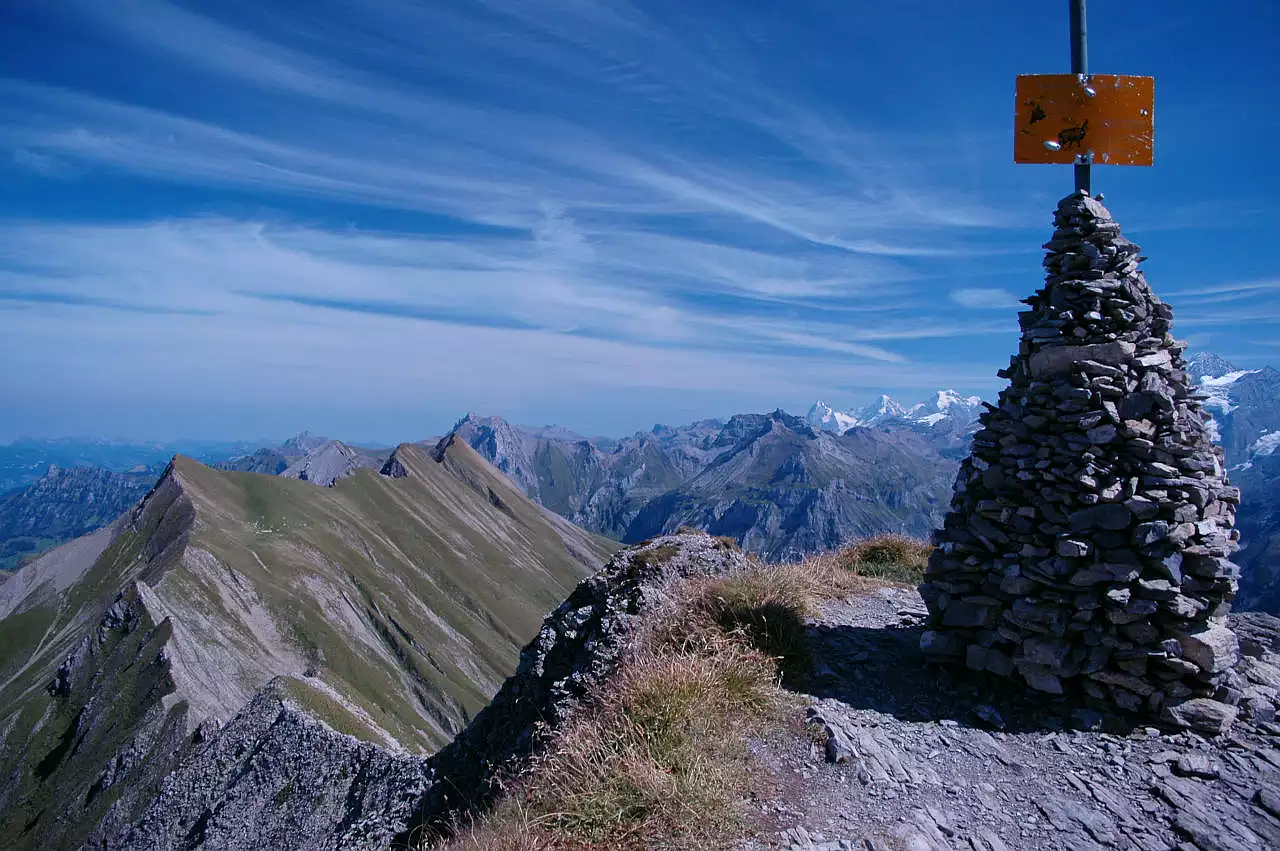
[0,440,616,849]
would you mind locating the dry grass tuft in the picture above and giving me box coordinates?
[712,535,741,551]
[828,534,932,584]
[437,639,784,849]
[433,570,801,851]
[678,566,815,677]
[629,542,681,572]
[433,536,930,850]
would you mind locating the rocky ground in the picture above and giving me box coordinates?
[745,587,1280,851]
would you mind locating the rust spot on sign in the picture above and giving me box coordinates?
[1015,74,1154,166]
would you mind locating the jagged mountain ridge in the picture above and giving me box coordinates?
[0,439,613,849]
[279,439,390,486]
[454,365,1277,609]
[623,411,958,560]
[216,432,390,480]
[454,408,959,561]
[0,435,393,573]
[450,412,724,539]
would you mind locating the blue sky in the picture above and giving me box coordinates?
[1,1,1277,443]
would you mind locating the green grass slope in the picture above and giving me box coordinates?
[0,438,615,849]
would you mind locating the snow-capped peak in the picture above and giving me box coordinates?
[807,390,985,434]
[934,389,982,411]
[806,401,859,434]
[862,395,909,420]
[1185,351,1240,384]
[1199,369,1260,417]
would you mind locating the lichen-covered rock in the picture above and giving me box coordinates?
[920,192,1244,724]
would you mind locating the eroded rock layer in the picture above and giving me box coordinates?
[920,193,1247,730]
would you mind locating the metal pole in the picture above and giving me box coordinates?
[1070,0,1091,194]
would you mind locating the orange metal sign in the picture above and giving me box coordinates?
[1014,74,1154,166]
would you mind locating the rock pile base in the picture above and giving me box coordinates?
[920,193,1246,730]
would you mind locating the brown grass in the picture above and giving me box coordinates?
[431,535,930,850]
[433,569,801,850]
[438,640,785,849]
[823,534,932,585]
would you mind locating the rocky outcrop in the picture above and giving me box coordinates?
[404,531,749,840]
[920,193,1245,730]
[112,683,433,851]
[280,440,387,487]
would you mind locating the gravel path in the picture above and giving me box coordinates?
[744,587,1280,851]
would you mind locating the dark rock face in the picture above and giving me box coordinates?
[920,194,1245,728]
[1234,455,1280,613]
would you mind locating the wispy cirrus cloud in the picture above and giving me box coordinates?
[1,0,1274,440]
[950,288,1020,309]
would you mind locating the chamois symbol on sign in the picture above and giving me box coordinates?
[1058,119,1089,149]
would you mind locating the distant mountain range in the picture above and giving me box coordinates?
[453,409,957,560]
[1,359,1277,610]
[807,389,984,442]
[217,432,392,485]
[0,437,267,493]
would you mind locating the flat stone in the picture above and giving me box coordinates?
[1135,350,1172,369]
[1086,424,1118,444]
[1150,552,1184,583]
[1015,661,1064,694]
[920,630,962,657]
[1028,341,1136,379]
[1172,753,1219,779]
[1058,539,1091,558]
[1124,496,1160,520]
[943,601,995,628]
[1070,503,1134,531]
[1178,625,1239,675]
[1133,521,1171,546]
[1161,698,1238,735]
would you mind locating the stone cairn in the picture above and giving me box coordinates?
[920,192,1245,730]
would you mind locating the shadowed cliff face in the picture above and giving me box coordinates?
[0,440,614,850]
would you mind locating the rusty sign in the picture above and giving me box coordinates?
[1014,74,1154,166]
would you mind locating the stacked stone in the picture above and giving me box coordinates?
[919,192,1244,726]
